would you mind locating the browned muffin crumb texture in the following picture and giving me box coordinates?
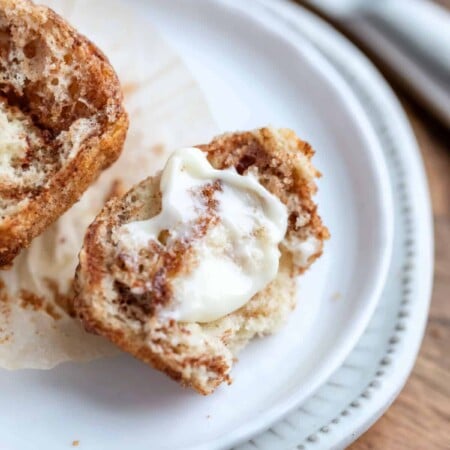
[74,128,329,394]
[0,0,128,266]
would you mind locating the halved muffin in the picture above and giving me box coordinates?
[75,128,329,394]
[0,0,128,267]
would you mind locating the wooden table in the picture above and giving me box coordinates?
[349,100,450,450]
[294,1,450,448]
[335,2,450,448]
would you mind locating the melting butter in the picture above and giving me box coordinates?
[120,147,288,323]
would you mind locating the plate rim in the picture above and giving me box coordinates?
[0,1,433,449]
[5,1,396,449]
[170,1,394,447]
[233,1,433,449]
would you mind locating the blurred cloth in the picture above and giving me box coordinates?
[300,0,450,128]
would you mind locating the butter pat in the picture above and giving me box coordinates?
[120,147,288,323]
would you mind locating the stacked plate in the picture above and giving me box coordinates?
[0,1,433,449]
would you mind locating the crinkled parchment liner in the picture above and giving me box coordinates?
[0,0,217,369]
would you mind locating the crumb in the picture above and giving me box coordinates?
[44,278,76,318]
[0,334,11,344]
[45,303,62,321]
[59,237,67,244]
[0,280,9,302]
[206,415,211,419]
[331,292,341,301]
[0,280,11,321]
[72,440,79,447]
[0,278,6,293]
[20,290,44,311]
[19,289,62,320]
[151,143,165,156]
[104,179,126,203]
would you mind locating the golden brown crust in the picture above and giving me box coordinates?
[0,115,128,267]
[74,128,328,394]
[199,128,330,270]
[0,0,128,267]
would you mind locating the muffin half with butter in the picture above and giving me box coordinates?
[74,128,329,395]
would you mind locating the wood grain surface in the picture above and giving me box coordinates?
[300,0,450,448]
[349,100,450,450]
[348,2,450,448]
[294,1,450,448]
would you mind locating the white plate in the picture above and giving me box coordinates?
[0,1,399,449]
[235,1,433,449]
